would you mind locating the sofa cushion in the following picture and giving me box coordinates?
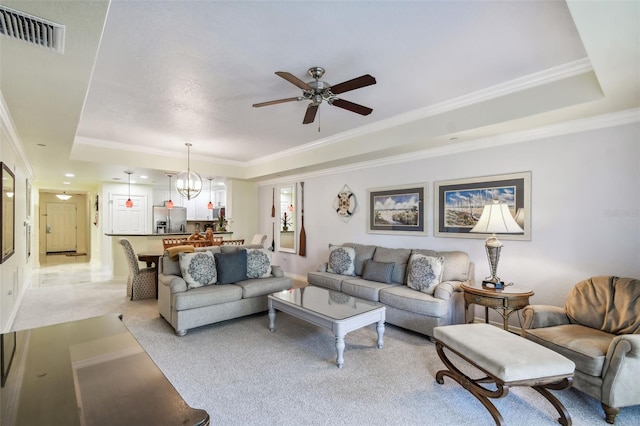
[406,254,444,295]
[343,243,377,276]
[327,245,356,276]
[525,323,614,376]
[173,283,243,310]
[235,276,293,298]
[342,278,400,302]
[362,259,395,284]
[372,247,412,284]
[246,248,272,279]
[412,249,470,282]
[214,250,248,284]
[178,251,217,289]
[379,285,449,317]
[565,276,640,335]
[307,271,344,291]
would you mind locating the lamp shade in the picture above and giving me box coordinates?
[470,201,523,235]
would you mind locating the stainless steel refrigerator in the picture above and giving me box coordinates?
[153,206,187,233]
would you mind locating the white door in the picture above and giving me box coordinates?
[111,195,148,234]
[46,202,77,252]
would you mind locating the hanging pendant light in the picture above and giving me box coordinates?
[166,173,174,209]
[176,143,202,200]
[207,177,214,210]
[125,171,134,208]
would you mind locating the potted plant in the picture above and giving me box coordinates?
[217,208,227,231]
[282,212,291,231]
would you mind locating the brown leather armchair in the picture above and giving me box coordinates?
[521,276,640,424]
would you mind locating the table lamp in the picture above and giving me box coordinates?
[470,200,524,289]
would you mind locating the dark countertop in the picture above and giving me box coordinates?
[105,232,232,237]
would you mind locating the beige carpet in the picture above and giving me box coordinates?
[12,283,640,425]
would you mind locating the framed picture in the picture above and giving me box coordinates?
[26,178,31,219]
[367,183,427,235]
[1,162,15,264]
[434,171,531,240]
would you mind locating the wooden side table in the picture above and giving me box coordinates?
[461,283,534,331]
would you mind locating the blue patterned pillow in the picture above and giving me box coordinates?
[214,250,248,284]
[246,249,272,279]
[406,254,445,294]
[327,245,356,276]
[179,251,217,289]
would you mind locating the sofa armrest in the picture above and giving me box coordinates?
[521,305,570,330]
[434,280,463,301]
[602,334,640,407]
[271,265,284,277]
[158,273,187,294]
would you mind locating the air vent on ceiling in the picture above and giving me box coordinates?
[0,5,65,53]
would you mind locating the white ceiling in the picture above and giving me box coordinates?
[1,0,638,191]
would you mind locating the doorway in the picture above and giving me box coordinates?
[45,202,77,253]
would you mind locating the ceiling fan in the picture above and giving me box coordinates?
[252,67,376,124]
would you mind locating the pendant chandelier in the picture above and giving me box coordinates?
[207,177,214,210]
[166,173,174,209]
[176,143,202,200]
[125,171,133,208]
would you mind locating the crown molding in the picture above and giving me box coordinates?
[0,91,34,178]
[258,108,639,186]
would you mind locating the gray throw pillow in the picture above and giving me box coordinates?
[214,250,248,284]
[362,259,395,284]
[178,251,217,289]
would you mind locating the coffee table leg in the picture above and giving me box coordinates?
[268,307,276,332]
[335,334,345,368]
[377,320,385,349]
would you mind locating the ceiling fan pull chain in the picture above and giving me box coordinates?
[318,106,321,132]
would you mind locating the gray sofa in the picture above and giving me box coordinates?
[307,243,474,338]
[159,244,293,336]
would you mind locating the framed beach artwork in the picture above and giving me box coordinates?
[434,171,531,240]
[367,183,427,235]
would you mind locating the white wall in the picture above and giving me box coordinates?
[259,122,640,320]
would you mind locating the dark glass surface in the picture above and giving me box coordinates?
[0,314,209,426]
[270,286,382,320]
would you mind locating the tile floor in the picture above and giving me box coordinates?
[32,254,115,288]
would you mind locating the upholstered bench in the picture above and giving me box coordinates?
[433,323,575,426]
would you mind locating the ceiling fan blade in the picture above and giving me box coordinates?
[303,104,319,124]
[252,97,301,107]
[330,74,376,95]
[331,98,373,116]
[275,71,312,91]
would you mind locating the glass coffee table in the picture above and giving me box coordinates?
[268,286,385,368]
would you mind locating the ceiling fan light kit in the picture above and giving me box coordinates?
[253,66,376,124]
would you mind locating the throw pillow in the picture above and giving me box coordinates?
[327,245,356,276]
[214,250,248,284]
[406,254,445,294]
[362,259,395,284]
[178,251,217,289]
[246,248,272,279]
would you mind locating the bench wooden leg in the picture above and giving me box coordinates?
[435,341,507,425]
[435,340,573,426]
[532,379,573,426]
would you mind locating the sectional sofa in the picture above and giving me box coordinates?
[158,244,293,336]
[307,243,474,338]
